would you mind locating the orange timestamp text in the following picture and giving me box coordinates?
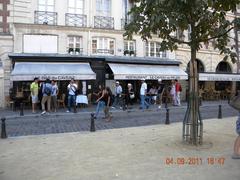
[165,157,225,166]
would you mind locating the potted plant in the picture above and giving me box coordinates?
[124,50,129,56]
[129,50,135,56]
[75,48,81,55]
[68,48,74,54]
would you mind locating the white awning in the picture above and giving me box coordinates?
[108,63,188,80]
[199,73,240,81]
[11,62,96,81]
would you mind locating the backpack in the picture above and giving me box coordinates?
[44,84,52,96]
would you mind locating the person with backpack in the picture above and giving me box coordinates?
[66,78,78,113]
[41,79,53,115]
[175,79,182,106]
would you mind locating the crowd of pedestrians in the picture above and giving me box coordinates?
[30,77,182,119]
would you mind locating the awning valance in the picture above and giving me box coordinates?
[11,62,96,81]
[199,73,240,81]
[108,63,188,80]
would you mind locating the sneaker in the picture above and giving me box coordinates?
[66,110,70,113]
[158,105,161,109]
[41,111,46,115]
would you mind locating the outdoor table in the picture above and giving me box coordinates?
[76,95,88,105]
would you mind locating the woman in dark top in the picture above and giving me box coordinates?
[95,87,112,121]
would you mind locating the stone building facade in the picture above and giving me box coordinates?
[0,0,239,108]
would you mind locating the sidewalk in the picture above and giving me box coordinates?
[0,117,239,180]
[0,100,230,119]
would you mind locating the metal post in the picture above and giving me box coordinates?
[165,108,170,124]
[1,117,7,139]
[218,105,222,119]
[165,96,168,109]
[90,113,95,132]
[74,104,77,113]
[20,103,24,116]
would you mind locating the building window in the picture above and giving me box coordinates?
[92,37,115,55]
[145,42,166,58]
[68,0,84,14]
[96,0,111,16]
[23,35,58,53]
[68,36,83,54]
[38,0,55,11]
[123,40,136,56]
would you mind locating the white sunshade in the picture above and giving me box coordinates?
[108,63,188,80]
[199,73,240,81]
[11,62,96,81]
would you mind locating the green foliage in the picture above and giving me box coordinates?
[124,0,240,62]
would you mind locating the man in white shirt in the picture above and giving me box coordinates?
[113,81,123,109]
[67,78,78,112]
[140,78,149,109]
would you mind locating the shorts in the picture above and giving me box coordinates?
[31,95,38,104]
[237,113,240,135]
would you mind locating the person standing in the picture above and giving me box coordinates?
[41,79,52,115]
[170,80,176,106]
[125,83,134,108]
[30,77,39,113]
[67,78,78,112]
[113,81,123,109]
[51,80,58,112]
[94,87,106,119]
[175,79,182,106]
[104,87,113,122]
[157,79,165,109]
[140,78,149,110]
[232,112,240,159]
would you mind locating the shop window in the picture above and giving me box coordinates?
[145,41,167,58]
[67,36,83,55]
[92,37,115,55]
[123,40,136,56]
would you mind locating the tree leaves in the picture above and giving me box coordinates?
[124,0,240,62]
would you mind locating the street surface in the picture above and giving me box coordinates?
[0,117,239,180]
[0,101,238,137]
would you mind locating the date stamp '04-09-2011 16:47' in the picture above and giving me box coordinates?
[165,157,226,166]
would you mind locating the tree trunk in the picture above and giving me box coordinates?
[183,46,203,145]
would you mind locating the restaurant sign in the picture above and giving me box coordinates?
[115,74,187,80]
[199,73,240,81]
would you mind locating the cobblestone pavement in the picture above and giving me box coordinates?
[0,101,238,137]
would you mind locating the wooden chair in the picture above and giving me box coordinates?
[5,96,14,110]
[57,94,66,108]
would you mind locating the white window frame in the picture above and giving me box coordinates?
[96,0,111,16]
[124,40,136,55]
[145,41,167,58]
[92,37,115,55]
[68,0,84,14]
[38,0,55,12]
[67,36,83,54]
